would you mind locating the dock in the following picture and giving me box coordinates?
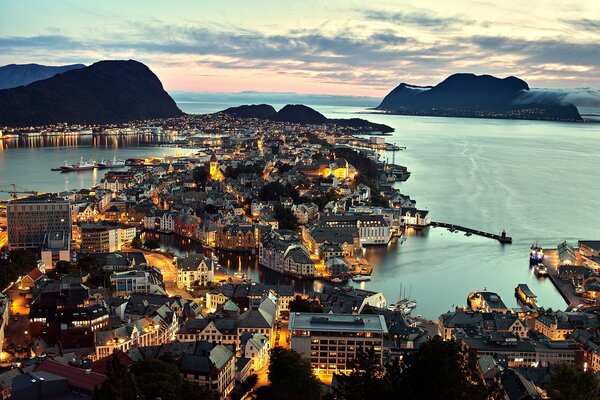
[430,221,512,244]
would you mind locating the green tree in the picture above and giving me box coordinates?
[289,296,323,313]
[131,235,143,249]
[260,347,321,400]
[334,348,392,400]
[546,362,600,400]
[94,352,140,400]
[399,337,489,400]
[143,238,161,250]
[55,260,74,274]
[193,166,211,189]
[273,204,297,230]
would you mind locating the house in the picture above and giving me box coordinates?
[176,253,215,289]
[241,331,270,372]
[20,265,44,290]
[110,269,166,296]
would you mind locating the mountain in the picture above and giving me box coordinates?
[377,73,582,121]
[0,63,85,89]
[221,104,276,119]
[271,104,329,124]
[0,60,182,127]
[221,103,394,133]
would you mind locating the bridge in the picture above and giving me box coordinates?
[430,221,512,244]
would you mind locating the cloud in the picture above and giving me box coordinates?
[362,9,472,29]
[562,18,600,32]
[514,88,600,108]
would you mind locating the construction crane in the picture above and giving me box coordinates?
[0,184,38,199]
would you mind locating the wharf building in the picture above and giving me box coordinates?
[288,313,388,375]
[7,195,71,250]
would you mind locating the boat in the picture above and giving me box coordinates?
[330,277,343,283]
[351,275,371,282]
[515,284,537,308]
[529,243,544,266]
[465,232,472,237]
[60,157,96,172]
[534,263,548,277]
[387,283,418,313]
[97,155,126,169]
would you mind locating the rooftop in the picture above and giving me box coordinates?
[289,312,388,333]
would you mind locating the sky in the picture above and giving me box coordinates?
[0,0,598,97]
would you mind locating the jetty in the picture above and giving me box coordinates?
[430,221,512,244]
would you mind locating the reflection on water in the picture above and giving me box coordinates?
[0,133,182,150]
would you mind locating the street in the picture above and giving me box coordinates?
[4,287,32,358]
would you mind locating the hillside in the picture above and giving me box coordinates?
[0,60,182,127]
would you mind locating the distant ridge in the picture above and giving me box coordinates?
[221,103,394,133]
[0,63,85,89]
[0,60,182,127]
[377,73,582,122]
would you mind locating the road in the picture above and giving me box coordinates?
[4,287,32,357]
[0,214,7,249]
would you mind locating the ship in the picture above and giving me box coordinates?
[533,263,548,277]
[97,155,126,169]
[60,157,96,172]
[351,274,371,282]
[529,244,544,266]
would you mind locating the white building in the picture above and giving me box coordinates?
[176,254,215,289]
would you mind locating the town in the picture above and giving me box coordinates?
[0,110,599,400]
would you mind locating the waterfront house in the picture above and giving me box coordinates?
[176,253,215,289]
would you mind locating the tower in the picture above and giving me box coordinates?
[209,152,218,177]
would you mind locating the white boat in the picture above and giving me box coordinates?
[351,275,371,282]
[97,155,126,169]
[330,277,343,283]
[60,157,96,172]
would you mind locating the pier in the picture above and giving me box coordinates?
[430,221,512,244]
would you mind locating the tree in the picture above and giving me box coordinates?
[273,204,297,230]
[259,347,321,400]
[55,260,74,274]
[131,235,143,249]
[143,238,161,250]
[230,374,258,400]
[334,338,493,400]
[94,352,140,400]
[193,166,210,189]
[546,363,600,400]
[131,358,217,400]
[0,249,38,289]
[334,348,392,400]
[289,296,323,313]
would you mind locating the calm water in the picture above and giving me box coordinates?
[2,101,598,318]
[0,135,184,199]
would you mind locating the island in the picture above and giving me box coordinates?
[221,103,394,133]
[377,73,582,122]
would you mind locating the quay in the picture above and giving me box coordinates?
[542,248,584,309]
[430,221,512,244]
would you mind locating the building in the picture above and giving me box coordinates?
[110,270,166,296]
[462,335,584,368]
[214,224,255,252]
[7,195,71,250]
[40,231,71,270]
[289,313,388,375]
[314,214,391,246]
[176,253,215,289]
[80,222,136,253]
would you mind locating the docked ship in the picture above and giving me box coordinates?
[351,274,371,282]
[387,299,417,314]
[60,157,96,172]
[529,244,544,266]
[97,156,126,169]
[533,263,548,277]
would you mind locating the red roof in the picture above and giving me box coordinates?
[26,267,43,281]
[91,351,134,374]
[36,359,107,392]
